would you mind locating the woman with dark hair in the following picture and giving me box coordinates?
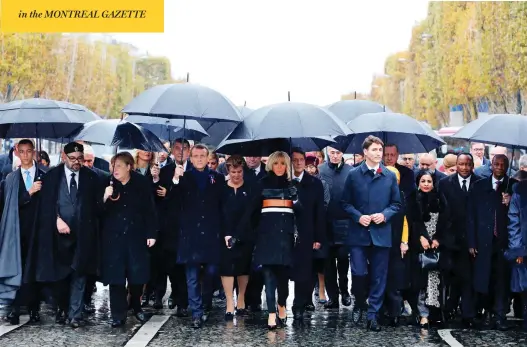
[219,155,254,319]
[406,169,443,329]
[39,151,50,167]
[101,152,157,327]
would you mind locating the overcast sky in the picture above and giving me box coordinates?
[114,0,429,108]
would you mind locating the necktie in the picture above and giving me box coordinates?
[70,172,78,201]
[24,170,32,191]
[251,168,257,176]
[462,179,468,193]
[494,181,502,237]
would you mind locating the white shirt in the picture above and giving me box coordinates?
[248,164,261,176]
[159,160,168,168]
[492,176,504,191]
[172,161,190,185]
[21,164,36,191]
[366,164,380,173]
[458,174,471,190]
[64,165,79,192]
[293,171,304,182]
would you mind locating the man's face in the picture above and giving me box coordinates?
[383,146,398,166]
[158,151,168,163]
[399,154,415,169]
[489,146,507,163]
[418,154,437,171]
[245,156,261,169]
[292,152,306,174]
[471,143,485,159]
[457,154,474,178]
[327,147,343,164]
[190,148,208,170]
[354,153,364,163]
[83,153,94,168]
[16,143,34,167]
[364,143,383,164]
[62,151,83,172]
[172,142,190,164]
[208,157,218,171]
[492,156,508,179]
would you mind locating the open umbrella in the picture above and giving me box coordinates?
[73,120,166,152]
[335,112,444,154]
[198,106,253,147]
[216,137,335,156]
[0,98,101,138]
[451,114,527,148]
[124,115,209,142]
[216,102,350,155]
[326,100,390,124]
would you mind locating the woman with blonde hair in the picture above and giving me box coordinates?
[232,151,300,329]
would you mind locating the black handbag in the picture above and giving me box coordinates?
[419,250,440,270]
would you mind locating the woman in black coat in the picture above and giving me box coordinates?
[232,151,301,330]
[101,152,157,327]
[220,155,255,319]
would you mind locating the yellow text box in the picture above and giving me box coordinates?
[0,0,164,33]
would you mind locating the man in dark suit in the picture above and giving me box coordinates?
[475,146,516,178]
[467,154,514,330]
[383,144,415,198]
[0,139,45,324]
[471,142,490,167]
[291,148,325,320]
[0,146,15,181]
[415,153,446,185]
[341,136,401,332]
[35,142,101,328]
[437,153,481,328]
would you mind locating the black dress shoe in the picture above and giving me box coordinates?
[367,319,381,332]
[135,311,148,323]
[324,299,339,309]
[305,303,315,312]
[481,312,492,329]
[111,319,126,328]
[389,316,400,327]
[462,318,477,329]
[225,312,234,321]
[174,307,189,317]
[494,318,509,331]
[140,296,149,307]
[341,294,352,307]
[55,310,66,324]
[29,311,40,323]
[83,304,95,314]
[153,299,163,310]
[293,310,304,321]
[5,312,20,325]
[352,307,363,325]
[168,297,175,309]
[70,319,81,328]
[192,318,202,329]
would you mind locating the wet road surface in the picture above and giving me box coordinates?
[0,282,525,346]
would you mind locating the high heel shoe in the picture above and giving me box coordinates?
[277,316,287,326]
[225,312,234,321]
[267,318,278,330]
[419,318,430,330]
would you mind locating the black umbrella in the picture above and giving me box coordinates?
[199,106,253,147]
[326,100,391,124]
[216,102,350,155]
[216,137,335,156]
[334,112,444,154]
[451,114,527,148]
[124,115,209,142]
[0,98,101,138]
[73,120,166,152]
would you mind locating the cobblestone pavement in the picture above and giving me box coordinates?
[0,283,525,346]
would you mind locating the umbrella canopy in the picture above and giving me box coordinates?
[451,114,527,149]
[198,105,254,147]
[122,83,242,123]
[124,115,209,142]
[73,119,166,152]
[216,137,335,156]
[326,100,390,124]
[335,112,444,154]
[0,98,101,138]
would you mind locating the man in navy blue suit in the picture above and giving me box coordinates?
[341,135,401,332]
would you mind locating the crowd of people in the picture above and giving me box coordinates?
[1,136,527,334]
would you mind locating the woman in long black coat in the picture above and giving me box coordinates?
[220,155,255,319]
[233,151,301,330]
[101,152,157,327]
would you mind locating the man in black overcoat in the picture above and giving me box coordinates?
[437,153,481,328]
[467,154,515,330]
[0,139,45,324]
[34,142,101,328]
[291,148,325,320]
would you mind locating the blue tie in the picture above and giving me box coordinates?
[24,170,32,191]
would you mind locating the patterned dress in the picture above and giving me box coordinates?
[424,212,441,307]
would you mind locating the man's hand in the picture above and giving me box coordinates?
[517,256,524,264]
[400,242,409,258]
[502,193,511,206]
[313,242,321,250]
[151,165,160,180]
[29,181,42,196]
[147,239,156,247]
[359,215,371,227]
[174,165,184,180]
[469,248,478,257]
[57,217,70,234]
[371,213,385,224]
[225,236,232,248]
[156,186,167,197]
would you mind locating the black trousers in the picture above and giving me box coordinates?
[476,251,509,319]
[54,272,86,320]
[294,260,318,311]
[262,265,289,314]
[84,275,97,305]
[12,282,40,315]
[110,284,142,320]
[246,269,264,308]
[324,245,350,301]
[166,264,188,308]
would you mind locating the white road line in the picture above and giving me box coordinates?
[124,315,171,347]
[438,329,464,347]
[0,315,30,337]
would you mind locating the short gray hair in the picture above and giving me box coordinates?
[519,154,527,169]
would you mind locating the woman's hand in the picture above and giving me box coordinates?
[147,239,156,247]
[103,185,113,202]
[313,242,321,250]
[420,236,430,250]
[517,256,524,264]
[431,239,440,249]
[400,242,408,258]
[225,236,232,248]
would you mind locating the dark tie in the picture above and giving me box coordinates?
[70,172,78,201]
[494,181,501,237]
[462,179,468,193]
[251,168,257,176]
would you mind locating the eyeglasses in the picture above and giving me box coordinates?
[67,156,83,163]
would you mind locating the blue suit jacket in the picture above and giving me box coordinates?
[340,162,402,247]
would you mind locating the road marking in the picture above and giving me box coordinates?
[0,315,29,337]
[124,315,171,347]
[438,329,463,347]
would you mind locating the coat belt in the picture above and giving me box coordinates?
[262,199,293,208]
